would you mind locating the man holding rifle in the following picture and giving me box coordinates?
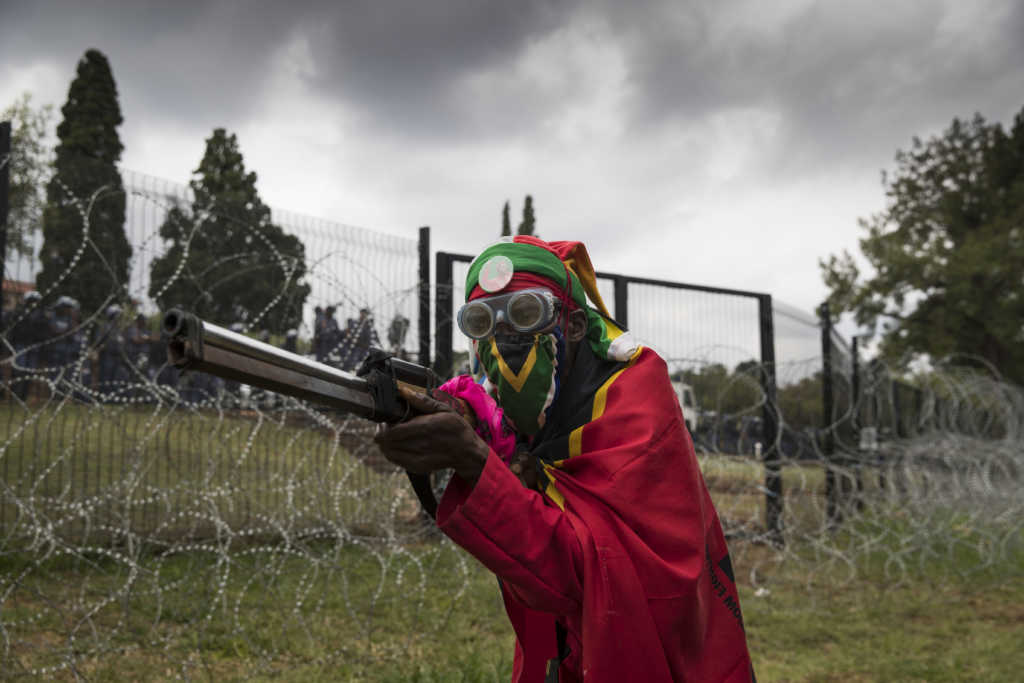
[375,236,754,682]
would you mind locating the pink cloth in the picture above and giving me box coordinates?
[439,375,516,461]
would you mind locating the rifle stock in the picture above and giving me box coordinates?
[162,308,445,516]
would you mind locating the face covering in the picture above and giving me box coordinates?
[474,327,566,436]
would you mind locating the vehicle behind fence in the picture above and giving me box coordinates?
[1,145,1021,677]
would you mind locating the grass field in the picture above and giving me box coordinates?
[0,401,420,540]
[2,401,1022,680]
[2,532,1020,681]
[744,554,1024,682]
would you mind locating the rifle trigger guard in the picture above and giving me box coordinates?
[358,348,440,519]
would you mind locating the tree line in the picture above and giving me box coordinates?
[673,361,822,432]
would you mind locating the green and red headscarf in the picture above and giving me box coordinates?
[466,236,638,363]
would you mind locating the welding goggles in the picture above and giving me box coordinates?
[457,288,563,340]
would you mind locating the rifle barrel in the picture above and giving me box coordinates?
[162,308,378,418]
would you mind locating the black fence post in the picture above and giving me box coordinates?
[890,382,907,495]
[759,294,783,545]
[434,252,454,378]
[417,226,430,367]
[864,358,886,492]
[897,382,905,440]
[613,275,629,329]
[851,336,860,430]
[0,120,6,513]
[851,336,864,511]
[820,303,840,528]
[1,120,10,330]
[913,386,923,437]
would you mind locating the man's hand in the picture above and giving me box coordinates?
[374,386,490,486]
[509,447,540,490]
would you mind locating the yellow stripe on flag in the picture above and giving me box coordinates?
[491,337,538,392]
[569,425,583,459]
[591,346,643,422]
[604,319,624,341]
[542,464,566,510]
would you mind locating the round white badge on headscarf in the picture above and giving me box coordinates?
[479,255,514,293]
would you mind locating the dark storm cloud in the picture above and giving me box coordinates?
[263,0,1024,153]
[0,0,581,139]
[3,0,1021,167]
[598,0,1024,174]
[0,2,300,126]
[292,0,581,140]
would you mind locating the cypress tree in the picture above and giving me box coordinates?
[518,195,536,236]
[36,49,131,313]
[149,128,310,334]
[501,200,511,236]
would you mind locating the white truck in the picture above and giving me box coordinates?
[671,380,699,434]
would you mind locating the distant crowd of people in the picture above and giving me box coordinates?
[4,293,170,402]
[313,305,386,371]
[4,293,408,406]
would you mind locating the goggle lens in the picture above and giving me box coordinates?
[461,303,494,338]
[507,292,544,330]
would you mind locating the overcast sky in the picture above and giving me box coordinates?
[2,0,1023,321]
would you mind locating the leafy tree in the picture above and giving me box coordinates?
[149,128,310,334]
[501,200,511,237]
[776,372,823,431]
[679,362,760,416]
[518,195,536,236]
[821,106,1024,383]
[36,49,132,312]
[734,358,761,378]
[1,93,53,259]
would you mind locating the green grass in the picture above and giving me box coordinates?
[2,403,1022,681]
[0,538,514,681]
[1,533,1020,681]
[744,555,1024,682]
[0,401,413,541]
[700,455,829,533]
